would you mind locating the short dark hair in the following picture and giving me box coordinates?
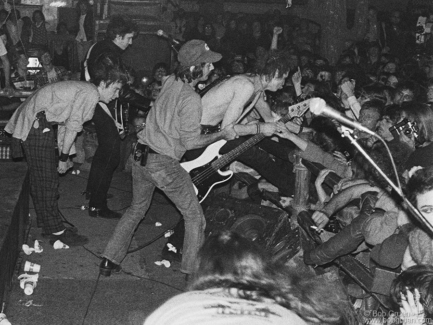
[106,15,137,40]
[257,50,290,81]
[175,62,206,83]
[359,84,387,104]
[361,98,385,116]
[406,165,433,206]
[152,62,168,76]
[382,104,403,124]
[32,10,44,22]
[189,230,275,300]
[390,265,433,320]
[37,47,50,61]
[90,53,129,86]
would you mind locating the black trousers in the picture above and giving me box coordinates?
[184,131,297,197]
[219,137,296,197]
[86,105,121,209]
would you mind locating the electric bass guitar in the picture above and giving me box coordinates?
[181,98,312,202]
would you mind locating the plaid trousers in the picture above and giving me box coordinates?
[21,113,64,234]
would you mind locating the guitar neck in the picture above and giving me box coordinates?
[198,99,311,185]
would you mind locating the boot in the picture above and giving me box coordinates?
[304,212,370,265]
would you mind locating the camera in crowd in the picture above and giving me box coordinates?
[416,16,433,44]
[389,118,419,139]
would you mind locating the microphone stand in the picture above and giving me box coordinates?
[169,40,180,55]
[339,126,433,236]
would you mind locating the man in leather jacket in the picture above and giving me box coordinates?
[83,15,151,219]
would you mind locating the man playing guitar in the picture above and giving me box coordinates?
[198,50,303,198]
[99,40,240,277]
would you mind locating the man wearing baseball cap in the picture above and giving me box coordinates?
[99,40,237,277]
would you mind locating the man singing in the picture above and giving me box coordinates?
[100,40,237,276]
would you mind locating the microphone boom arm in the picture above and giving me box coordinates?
[339,126,433,237]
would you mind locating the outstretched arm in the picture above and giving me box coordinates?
[271,26,282,50]
[321,183,378,217]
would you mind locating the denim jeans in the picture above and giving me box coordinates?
[103,153,206,274]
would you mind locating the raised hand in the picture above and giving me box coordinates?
[273,26,283,35]
[333,151,348,165]
[291,67,302,85]
[400,288,425,325]
[340,80,355,98]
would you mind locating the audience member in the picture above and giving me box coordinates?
[144,230,354,325]
[34,48,70,88]
[390,265,433,325]
[30,10,48,48]
[75,0,94,65]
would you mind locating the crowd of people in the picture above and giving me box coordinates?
[4,1,433,324]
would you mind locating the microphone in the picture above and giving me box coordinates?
[309,98,376,136]
[156,30,180,45]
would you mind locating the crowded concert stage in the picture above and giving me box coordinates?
[1,0,433,324]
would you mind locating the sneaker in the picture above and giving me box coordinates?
[41,226,78,238]
[49,228,89,246]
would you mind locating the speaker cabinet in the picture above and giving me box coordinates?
[203,194,301,264]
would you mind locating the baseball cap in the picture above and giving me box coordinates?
[178,40,222,66]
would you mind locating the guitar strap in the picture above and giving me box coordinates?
[235,90,263,124]
[98,101,125,135]
[198,75,262,126]
[198,75,231,98]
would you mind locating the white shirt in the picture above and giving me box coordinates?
[144,288,308,325]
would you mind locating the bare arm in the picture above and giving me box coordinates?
[322,183,379,217]
[277,124,308,150]
[271,26,282,50]
[291,67,302,97]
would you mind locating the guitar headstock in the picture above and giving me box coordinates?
[287,98,312,118]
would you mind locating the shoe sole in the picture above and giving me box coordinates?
[100,267,121,277]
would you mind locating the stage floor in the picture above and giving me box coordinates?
[5,166,187,325]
